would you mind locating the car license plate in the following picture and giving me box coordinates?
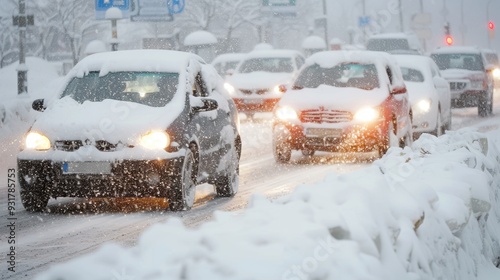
[244,99,263,105]
[62,162,112,174]
[306,128,342,138]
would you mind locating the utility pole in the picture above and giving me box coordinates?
[13,0,33,95]
[322,0,328,47]
[362,0,366,42]
[420,0,426,51]
[399,0,404,32]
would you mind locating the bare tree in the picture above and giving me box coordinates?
[177,0,221,31]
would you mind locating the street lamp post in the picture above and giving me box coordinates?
[105,7,123,51]
[322,0,328,48]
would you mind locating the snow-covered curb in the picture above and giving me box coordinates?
[36,129,500,280]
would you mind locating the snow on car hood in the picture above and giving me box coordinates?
[226,72,293,90]
[278,84,389,112]
[31,97,182,144]
[440,69,484,80]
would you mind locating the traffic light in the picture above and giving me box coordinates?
[488,21,495,30]
[445,35,454,46]
[489,21,495,40]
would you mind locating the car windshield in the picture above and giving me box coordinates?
[401,67,424,83]
[238,57,294,73]
[61,71,179,107]
[431,53,484,71]
[367,39,410,52]
[294,63,380,90]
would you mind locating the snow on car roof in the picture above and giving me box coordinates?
[431,46,482,54]
[393,54,432,70]
[211,53,246,64]
[243,49,301,59]
[368,32,412,39]
[70,50,203,77]
[301,36,327,49]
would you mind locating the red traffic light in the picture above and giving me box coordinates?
[445,35,454,46]
[488,21,495,30]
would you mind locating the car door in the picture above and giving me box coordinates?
[430,60,452,121]
[189,65,230,178]
[386,64,411,138]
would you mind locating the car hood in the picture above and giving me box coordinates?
[440,69,484,80]
[31,97,180,144]
[405,82,436,104]
[226,72,293,90]
[278,85,389,112]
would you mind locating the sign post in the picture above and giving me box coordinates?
[14,0,34,95]
[95,0,130,20]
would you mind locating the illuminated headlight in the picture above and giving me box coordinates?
[354,107,380,122]
[224,83,235,95]
[416,99,432,112]
[273,85,281,94]
[275,106,298,120]
[140,131,170,150]
[25,132,51,150]
[493,68,500,79]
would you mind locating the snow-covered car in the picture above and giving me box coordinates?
[224,50,305,118]
[483,49,500,88]
[366,33,423,54]
[272,51,413,162]
[211,53,246,77]
[17,50,241,212]
[394,55,452,137]
[430,47,495,117]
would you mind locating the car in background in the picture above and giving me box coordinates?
[430,47,495,117]
[272,51,413,162]
[224,50,305,119]
[366,33,422,54]
[18,50,241,212]
[483,49,500,88]
[394,55,452,137]
[211,53,246,77]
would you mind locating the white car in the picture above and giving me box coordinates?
[211,53,246,77]
[394,55,452,137]
[224,50,305,118]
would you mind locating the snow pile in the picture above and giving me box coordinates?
[36,129,500,280]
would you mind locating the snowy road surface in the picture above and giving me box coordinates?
[1,89,499,279]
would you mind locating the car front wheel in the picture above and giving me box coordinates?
[215,141,240,197]
[20,187,49,212]
[168,146,197,211]
[478,90,493,117]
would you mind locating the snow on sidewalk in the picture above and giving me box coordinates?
[36,128,500,280]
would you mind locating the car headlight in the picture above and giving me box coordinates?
[416,99,432,112]
[25,132,51,150]
[273,85,282,94]
[493,68,500,79]
[275,106,298,120]
[140,131,170,150]
[224,83,235,95]
[354,107,380,122]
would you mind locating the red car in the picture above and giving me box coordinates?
[272,51,413,162]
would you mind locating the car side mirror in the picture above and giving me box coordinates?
[192,98,218,113]
[485,64,496,73]
[391,86,407,95]
[32,99,46,112]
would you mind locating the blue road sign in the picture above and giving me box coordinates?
[358,16,371,27]
[168,0,185,14]
[95,0,130,19]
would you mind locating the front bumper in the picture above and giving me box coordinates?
[233,97,280,113]
[17,157,184,198]
[273,121,384,152]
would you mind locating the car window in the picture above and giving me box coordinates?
[294,63,379,90]
[61,71,179,107]
[431,53,484,71]
[238,57,294,73]
[386,66,393,84]
[295,56,305,69]
[401,67,424,82]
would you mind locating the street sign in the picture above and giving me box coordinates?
[262,0,297,17]
[168,0,185,14]
[95,0,130,20]
[263,0,296,6]
[130,0,173,22]
[358,16,370,27]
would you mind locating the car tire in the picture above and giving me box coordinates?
[434,108,444,136]
[20,188,49,212]
[301,149,315,157]
[478,91,492,117]
[168,145,197,211]
[215,141,240,197]
[378,118,398,157]
[273,139,291,163]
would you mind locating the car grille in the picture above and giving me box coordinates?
[300,109,353,124]
[240,89,269,95]
[54,140,118,152]
[449,82,467,90]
